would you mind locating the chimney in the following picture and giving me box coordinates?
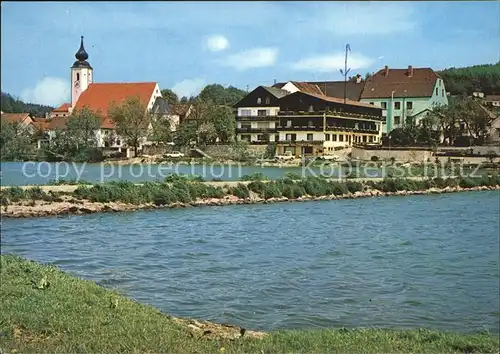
[384,65,389,77]
[408,65,413,78]
[356,74,362,84]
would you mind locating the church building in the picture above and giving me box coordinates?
[49,36,173,150]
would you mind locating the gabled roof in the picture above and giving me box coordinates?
[0,113,32,124]
[305,81,365,101]
[288,81,324,96]
[53,103,71,113]
[262,86,289,99]
[361,67,440,99]
[47,116,68,130]
[171,103,193,116]
[32,117,50,131]
[74,82,157,118]
[299,91,379,109]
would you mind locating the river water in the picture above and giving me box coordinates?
[2,191,499,333]
[0,161,366,185]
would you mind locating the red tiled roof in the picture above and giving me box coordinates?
[74,82,157,118]
[303,91,379,109]
[361,67,439,99]
[47,116,68,130]
[0,113,31,124]
[289,81,324,96]
[32,117,50,131]
[53,103,71,112]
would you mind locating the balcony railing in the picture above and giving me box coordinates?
[277,140,325,145]
[236,127,278,133]
[277,126,378,134]
[278,110,384,121]
[236,115,279,121]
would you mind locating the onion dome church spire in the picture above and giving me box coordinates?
[72,36,92,69]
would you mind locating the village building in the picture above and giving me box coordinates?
[47,36,173,154]
[359,65,449,133]
[276,91,383,156]
[233,86,289,143]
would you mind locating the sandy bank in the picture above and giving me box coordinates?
[2,185,498,219]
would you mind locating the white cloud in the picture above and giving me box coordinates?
[171,78,206,98]
[21,77,70,106]
[291,53,374,73]
[204,35,230,52]
[220,47,278,71]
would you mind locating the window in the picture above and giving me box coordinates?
[286,133,296,141]
[76,73,80,81]
[439,79,441,86]
[241,109,251,116]
[257,109,267,116]
[307,133,313,141]
[363,135,367,142]
[394,101,401,110]
[275,134,279,142]
[325,133,330,141]
[435,88,438,95]
[265,97,270,104]
[406,101,413,110]
[332,134,337,142]
[369,136,373,142]
[381,102,387,109]
[369,102,374,105]
[460,123,466,131]
[394,116,401,125]
[307,120,313,127]
[286,120,292,127]
[257,97,262,104]
[339,134,344,142]
[442,89,444,97]
[308,105,314,112]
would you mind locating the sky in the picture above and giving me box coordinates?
[1,1,499,107]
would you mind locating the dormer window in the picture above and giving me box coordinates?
[308,105,314,112]
[265,97,270,104]
[257,97,262,104]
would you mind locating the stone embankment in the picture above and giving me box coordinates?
[2,185,499,219]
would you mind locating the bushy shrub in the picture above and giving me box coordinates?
[230,184,250,199]
[26,187,52,202]
[283,172,302,180]
[3,187,26,202]
[330,182,349,195]
[345,181,363,193]
[248,181,267,195]
[282,184,306,199]
[240,172,268,181]
[459,177,479,188]
[263,182,283,199]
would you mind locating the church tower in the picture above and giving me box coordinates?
[71,36,93,107]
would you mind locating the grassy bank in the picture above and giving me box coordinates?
[2,174,500,208]
[1,255,498,353]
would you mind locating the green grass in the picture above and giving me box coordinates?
[1,254,499,353]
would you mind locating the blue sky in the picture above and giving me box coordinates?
[2,1,499,107]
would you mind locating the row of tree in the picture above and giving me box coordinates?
[1,92,54,117]
[437,62,500,96]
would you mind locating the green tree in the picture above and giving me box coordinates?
[150,115,173,145]
[211,105,236,143]
[66,107,101,149]
[108,96,152,156]
[198,84,246,106]
[160,89,179,106]
[0,121,35,161]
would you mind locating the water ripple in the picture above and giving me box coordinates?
[2,191,499,333]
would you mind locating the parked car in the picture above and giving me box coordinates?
[165,151,184,158]
[275,151,295,161]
